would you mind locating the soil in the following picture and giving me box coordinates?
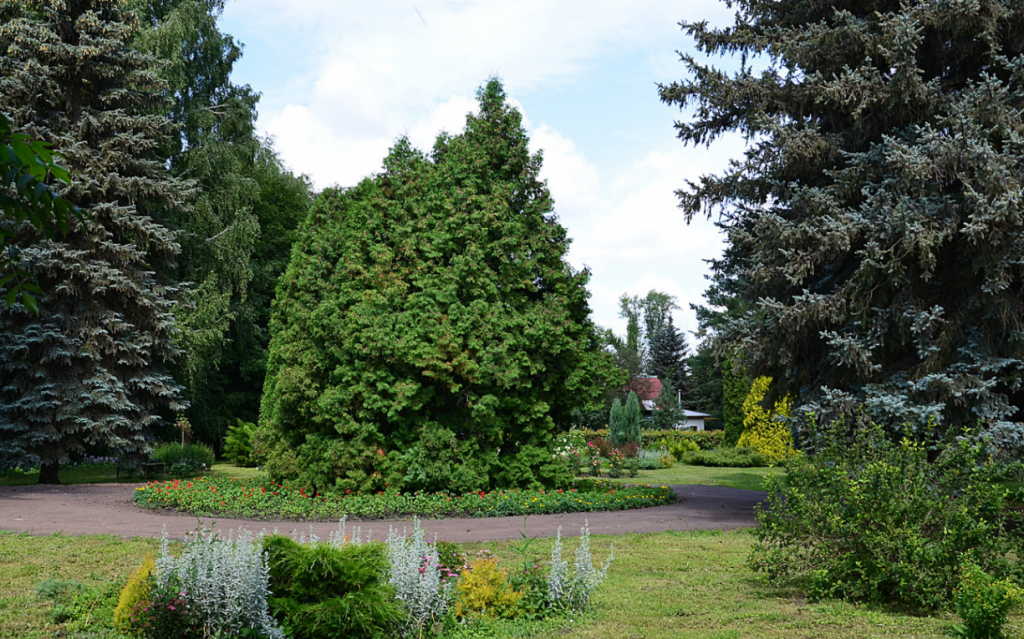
[0,483,764,542]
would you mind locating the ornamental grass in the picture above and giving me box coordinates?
[133,476,676,521]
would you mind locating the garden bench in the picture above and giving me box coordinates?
[115,462,166,480]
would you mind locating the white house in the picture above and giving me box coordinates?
[680,409,711,432]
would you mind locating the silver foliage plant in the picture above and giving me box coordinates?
[385,518,455,634]
[155,527,284,639]
[547,521,613,611]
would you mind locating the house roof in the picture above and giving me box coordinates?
[682,410,711,418]
[627,376,662,401]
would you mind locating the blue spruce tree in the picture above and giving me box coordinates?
[0,0,188,483]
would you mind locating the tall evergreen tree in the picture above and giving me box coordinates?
[0,0,188,482]
[129,0,313,442]
[259,80,616,493]
[649,316,689,394]
[661,0,1024,440]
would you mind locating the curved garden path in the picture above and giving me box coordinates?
[0,483,764,542]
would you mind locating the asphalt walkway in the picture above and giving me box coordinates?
[0,483,764,542]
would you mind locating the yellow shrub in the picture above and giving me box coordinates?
[454,557,523,619]
[113,553,155,631]
[737,376,796,464]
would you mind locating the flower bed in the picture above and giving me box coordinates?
[133,476,676,521]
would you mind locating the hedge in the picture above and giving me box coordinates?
[575,429,724,451]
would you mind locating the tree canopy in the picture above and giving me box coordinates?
[258,79,617,494]
[662,0,1024,442]
[129,0,313,443]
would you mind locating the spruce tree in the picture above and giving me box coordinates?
[0,0,188,482]
[652,377,682,430]
[259,80,616,493]
[661,1,1024,439]
[649,317,689,393]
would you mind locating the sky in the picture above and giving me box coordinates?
[220,0,746,341]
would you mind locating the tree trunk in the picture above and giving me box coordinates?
[38,461,61,485]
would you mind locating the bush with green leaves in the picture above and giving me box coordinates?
[636,448,672,470]
[150,442,215,476]
[677,446,767,468]
[224,419,258,467]
[586,428,724,451]
[261,535,403,639]
[665,438,699,460]
[750,421,1021,611]
[954,561,1023,639]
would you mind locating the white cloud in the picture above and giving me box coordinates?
[224,0,746,342]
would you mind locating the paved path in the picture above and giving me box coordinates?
[0,483,764,542]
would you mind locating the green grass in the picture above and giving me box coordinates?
[0,531,161,639]
[209,462,265,479]
[1,529,991,639]
[0,461,265,487]
[0,463,142,487]
[608,464,781,491]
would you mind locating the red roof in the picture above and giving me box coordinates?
[626,377,662,401]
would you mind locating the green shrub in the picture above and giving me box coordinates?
[666,438,699,460]
[114,553,155,630]
[750,421,1020,611]
[678,447,767,468]
[954,561,1023,639]
[262,535,403,639]
[454,555,523,619]
[584,428,724,451]
[224,419,258,467]
[150,442,215,475]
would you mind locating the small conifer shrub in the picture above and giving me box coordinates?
[114,554,155,631]
[454,553,523,619]
[262,535,403,639]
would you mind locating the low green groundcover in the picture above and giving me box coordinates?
[133,476,676,520]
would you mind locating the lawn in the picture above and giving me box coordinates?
[0,528,990,639]
[0,461,265,487]
[609,464,781,492]
[0,531,160,639]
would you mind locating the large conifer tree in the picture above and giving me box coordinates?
[0,0,188,482]
[259,80,615,493]
[662,1,1024,441]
